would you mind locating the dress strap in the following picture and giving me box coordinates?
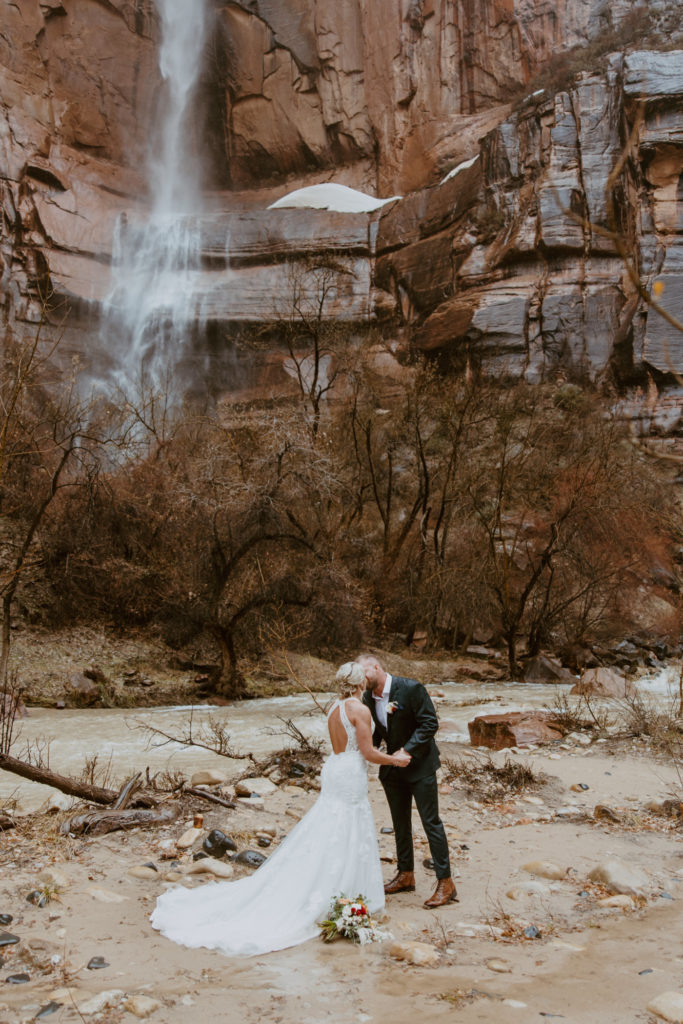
[327,698,340,719]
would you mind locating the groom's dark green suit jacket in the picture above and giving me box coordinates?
[362,675,441,783]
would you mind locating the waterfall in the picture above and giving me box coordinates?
[100,0,208,396]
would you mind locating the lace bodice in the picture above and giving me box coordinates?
[327,698,360,753]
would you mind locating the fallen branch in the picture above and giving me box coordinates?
[60,801,178,837]
[184,786,236,809]
[0,753,157,808]
[113,772,142,810]
[0,751,120,805]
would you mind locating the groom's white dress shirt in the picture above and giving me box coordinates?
[373,674,392,730]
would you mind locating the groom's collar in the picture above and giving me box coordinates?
[373,673,392,702]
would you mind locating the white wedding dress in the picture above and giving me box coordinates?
[151,699,385,956]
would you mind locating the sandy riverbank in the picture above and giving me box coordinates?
[1,734,682,1024]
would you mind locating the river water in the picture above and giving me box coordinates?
[2,668,679,810]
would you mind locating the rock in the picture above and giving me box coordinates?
[185,858,234,879]
[5,973,30,983]
[523,925,541,939]
[570,668,632,698]
[233,850,266,869]
[237,796,265,810]
[257,837,271,848]
[506,881,550,900]
[76,990,124,1015]
[593,805,621,823]
[486,958,512,973]
[234,776,280,798]
[176,827,202,850]
[597,895,636,909]
[523,655,575,684]
[468,711,563,750]
[125,995,162,1018]
[202,829,237,858]
[65,673,100,706]
[646,799,683,818]
[523,861,566,881]
[588,860,651,898]
[0,932,21,948]
[190,769,227,787]
[86,887,129,904]
[0,916,12,927]
[36,1003,63,1019]
[389,941,440,966]
[127,866,159,881]
[647,992,683,1023]
[87,957,109,970]
[39,793,73,814]
[285,808,302,821]
[570,783,590,792]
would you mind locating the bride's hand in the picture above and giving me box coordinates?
[392,749,411,768]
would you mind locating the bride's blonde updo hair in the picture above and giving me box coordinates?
[335,661,365,699]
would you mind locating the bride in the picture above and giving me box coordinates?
[151,662,410,956]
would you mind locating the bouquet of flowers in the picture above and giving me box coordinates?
[319,895,389,945]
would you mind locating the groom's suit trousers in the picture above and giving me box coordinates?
[382,773,451,880]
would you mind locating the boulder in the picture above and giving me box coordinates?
[468,711,563,750]
[234,777,278,798]
[190,770,227,787]
[523,655,575,684]
[65,673,99,706]
[588,859,650,898]
[570,667,633,698]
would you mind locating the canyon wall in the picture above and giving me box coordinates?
[0,0,682,412]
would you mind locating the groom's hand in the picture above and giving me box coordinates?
[393,748,411,767]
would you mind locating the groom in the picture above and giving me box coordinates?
[357,654,457,908]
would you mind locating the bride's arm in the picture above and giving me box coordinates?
[347,702,410,767]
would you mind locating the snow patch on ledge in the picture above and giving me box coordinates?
[268,183,401,213]
[439,154,479,185]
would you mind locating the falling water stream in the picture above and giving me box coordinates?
[100,0,208,392]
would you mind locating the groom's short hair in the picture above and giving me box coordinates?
[355,652,383,667]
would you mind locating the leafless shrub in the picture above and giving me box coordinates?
[548,692,613,734]
[442,752,543,803]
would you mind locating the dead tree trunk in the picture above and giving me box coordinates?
[0,752,132,806]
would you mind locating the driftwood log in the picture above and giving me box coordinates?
[61,801,178,836]
[184,786,235,809]
[0,754,156,808]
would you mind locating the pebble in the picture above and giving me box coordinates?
[233,850,266,869]
[523,861,566,880]
[125,995,162,1018]
[523,925,541,939]
[163,871,183,883]
[285,808,302,821]
[128,866,159,881]
[521,796,545,806]
[190,769,226,787]
[257,837,271,848]
[87,957,109,970]
[26,890,48,907]
[588,860,650,898]
[380,826,394,834]
[646,992,683,1023]
[389,941,440,966]
[0,933,20,948]
[0,916,12,927]
[5,973,30,983]
[35,1003,62,1019]
[256,826,276,838]
[185,858,234,879]
[506,881,549,900]
[570,783,590,792]
[176,827,202,850]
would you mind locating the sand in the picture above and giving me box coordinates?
[1,738,682,1024]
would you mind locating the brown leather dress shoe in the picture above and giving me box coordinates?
[384,870,416,895]
[424,877,458,908]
